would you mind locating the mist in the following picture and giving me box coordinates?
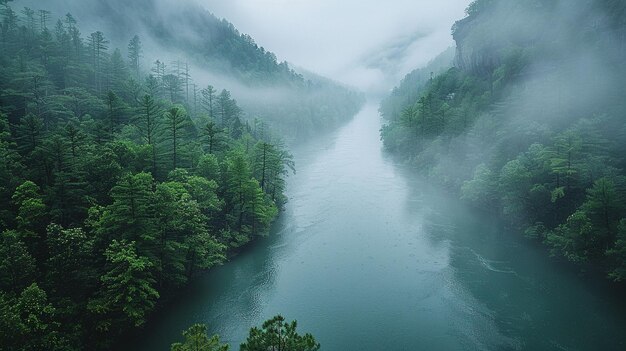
[13,0,373,140]
[397,0,624,187]
[15,0,470,96]
[197,0,471,94]
[379,0,626,288]
[2,1,626,350]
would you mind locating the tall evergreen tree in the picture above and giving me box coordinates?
[88,31,109,93]
[127,35,142,79]
[164,105,187,170]
[88,240,159,332]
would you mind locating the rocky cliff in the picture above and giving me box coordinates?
[450,0,626,76]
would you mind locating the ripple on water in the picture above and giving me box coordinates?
[128,104,626,351]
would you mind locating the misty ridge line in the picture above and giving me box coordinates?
[12,0,365,140]
[2,0,626,350]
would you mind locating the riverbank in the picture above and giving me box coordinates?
[127,103,626,350]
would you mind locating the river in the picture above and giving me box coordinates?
[129,103,626,350]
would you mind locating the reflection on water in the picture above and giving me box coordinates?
[128,103,626,351]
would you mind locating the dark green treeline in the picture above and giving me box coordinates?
[170,315,320,351]
[0,1,296,349]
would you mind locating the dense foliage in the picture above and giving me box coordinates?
[170,316,319,351]
[381,0,626,281]
[379,47,455,122]
[14,0,365,140]
[0,2,297,349]
[240,315,320,351]
[171,324,229,351]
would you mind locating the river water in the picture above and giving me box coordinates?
[130,103,626,350]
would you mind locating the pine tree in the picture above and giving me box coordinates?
[12,180,47,236]
[171,324,229,351]
[88,240,159,331]
[0,230,36,293]
[201,85,216,118]
[240,315,320,351]
[88,31,109,93]
[108,49,128,93]
[98,172,157,247]
[128,35,142,79]
[164,105,188,170]
[202,120,224,155]
[45,224,95,299]
[216,89,240,127]
[135,94,163,176]
[163,74,182,103]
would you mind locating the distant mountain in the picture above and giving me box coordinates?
[13,0,364,138]
[17,0,300,84]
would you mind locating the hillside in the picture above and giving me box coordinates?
[0,1,301,349]
[12,0,364,139]
[380,0,626,281]
[379,47,455,123]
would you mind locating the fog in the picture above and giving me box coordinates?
[197,0,471,93]
[15,0,470,96]
[427,0,624,188]
[3,1,626,350]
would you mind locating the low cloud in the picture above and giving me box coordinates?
[197,0,471,93]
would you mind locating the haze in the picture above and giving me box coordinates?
[198,0,471,93]
[2,0,626,350]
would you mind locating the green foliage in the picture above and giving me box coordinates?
[379,48,455,122]
[99,172,157,244]
[88,240,159,332]
[171,324,229,351]
[197,153,221,181]
[0,3,298,348]
[545,211,595,263]
[582,177,624,237]
[12,181,47,234]
[221,149,277,243]
[381,0,626,281]
[240,315,320,351]
[164,105,189,169]
[461,164,498,207]
[45,224,95,299]
[252,141,295,206]
[0,230,36,293]
[0,283,68,351]
[607,220,626,281]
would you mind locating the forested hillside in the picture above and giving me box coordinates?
[379,47,455,122]
[13,0,365,140]
[381,0,626,281]
[0,1,301,349]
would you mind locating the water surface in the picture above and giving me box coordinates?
[130,103,626,350]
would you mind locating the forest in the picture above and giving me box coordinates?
[12,0,365,140]
[3,0,626,349]
[381,0,626,282]
[0,0,332,349]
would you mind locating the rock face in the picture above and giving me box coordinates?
[451,8,504,76]
[451,0,626,76]
[450,1,561,76]
[453,17,501,76]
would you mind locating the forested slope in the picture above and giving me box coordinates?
[0,2,300,349]
[381,0,626,281]
[13,0,365,140]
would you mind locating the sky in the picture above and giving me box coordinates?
[197,0,471,92]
